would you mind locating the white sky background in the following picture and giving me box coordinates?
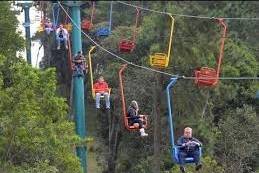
[13,1,44,68]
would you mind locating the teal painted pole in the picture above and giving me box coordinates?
[17,2,32,64]
[69,2,87,173]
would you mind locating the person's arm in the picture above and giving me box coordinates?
[93,83,100,93]
[104,82,109,92]
[176,136,184,146]
[56,28,59,35]
[128,108,140,119]
[191,137,202,147]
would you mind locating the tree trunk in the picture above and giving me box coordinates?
[153,73,163,173]
[105,96,121,173]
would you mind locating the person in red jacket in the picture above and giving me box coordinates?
[93,76,110,109]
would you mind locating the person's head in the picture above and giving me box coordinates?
[130,100,139,110]
[183,127,192,138]
[59,24,63,29]
[98,76,104,82]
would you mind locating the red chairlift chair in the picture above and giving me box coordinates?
[194,18,227,87]
[119,8,140,53]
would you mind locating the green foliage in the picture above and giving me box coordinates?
[0,55,82,173]
[38,1,259,172]
[215,105,259,173]
[0,2,24,57]
[169,156,224,173]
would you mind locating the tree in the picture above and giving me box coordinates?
[215,105,259,173]
[0,54,82,173]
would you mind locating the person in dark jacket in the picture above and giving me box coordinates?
[127,100,148,137]
[177,127,202,173]
[72,51,87,75]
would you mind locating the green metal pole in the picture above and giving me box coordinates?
[17,2,32,64]
[66,1,87,173]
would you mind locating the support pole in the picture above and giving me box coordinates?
[62,1,87,172]
[17,2,32,64]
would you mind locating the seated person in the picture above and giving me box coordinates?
[127,100,148,137]
[44,19,54,35]
[56,24,69,50]
[72,51,87,75]
[177,127,202,173]
[93,76,110,109]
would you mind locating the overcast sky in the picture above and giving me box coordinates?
[15,1,44,68]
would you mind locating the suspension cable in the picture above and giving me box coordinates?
[57,2,259,81]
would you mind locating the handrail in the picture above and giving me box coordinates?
[67,36,72,73]
[216,18,227,78]
[166,14,175,66]
[166,77,178,150]
[118,64,128,129]
[132,7,140,43]
[90,2,95,25]
[108,1,113,33]
[88,46,96,99]
[52,3,60,29]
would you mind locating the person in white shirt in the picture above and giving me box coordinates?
[56,24,69,50]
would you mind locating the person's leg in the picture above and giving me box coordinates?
[95,93,101,109]
[64,37,68,49]
[134,119,148,136]
[192,149,202,170]
[103,92,110,109]
[56,37,61,49]
[178,151,187,173]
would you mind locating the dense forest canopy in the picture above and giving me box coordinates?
[0,1,258,173]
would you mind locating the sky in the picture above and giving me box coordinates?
[14,1,44,68]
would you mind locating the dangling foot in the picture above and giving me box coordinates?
[180,166,186,173]
[140,128,148,137]
[195,164,202,171]
[140,132,148,137]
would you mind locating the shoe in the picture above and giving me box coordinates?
[180,166,186,173]
[140,132,148,137]
[65,45,68,49]
[106,107,110,109]
[139,128,148,137]
[57,46,60,50]
[195,164,202,171]
[96,106,100,109]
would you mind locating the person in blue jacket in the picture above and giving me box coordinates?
[177,127,202,173]
[127,100,148,137]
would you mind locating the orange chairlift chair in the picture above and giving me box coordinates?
[118,64,148,131]
[149,14,175,68]
[194,18,227,87]
[37,2,45,32]
[64,10,72,32]
[118,7,140,53]
[81,2,95,31]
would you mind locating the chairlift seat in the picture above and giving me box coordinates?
[195,67,218,86]
[96,27,110,37]
[81,20,93,31]
[125,115,148,131]
[150,53,169,68]
[119,39,135,53]
[37,26,44,32]
[92,88,112,99]
[64,23,72,32]
[173,146,202,164]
